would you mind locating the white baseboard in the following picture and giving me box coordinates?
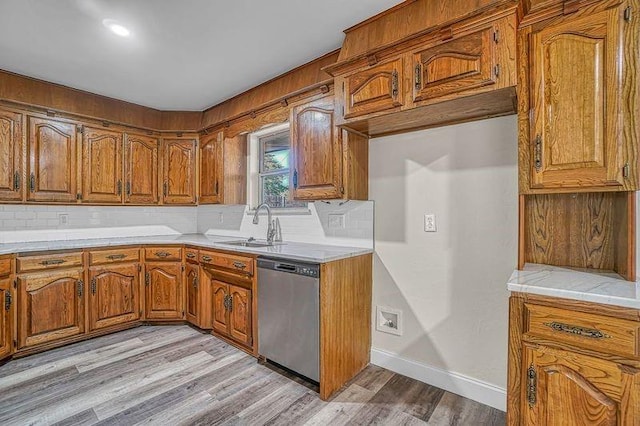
[370,348,506,412]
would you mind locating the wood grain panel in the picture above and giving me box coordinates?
[17,268,85,349]
[319,254,372,400]
[0,258,13,277]
[144,247,183,262]
[88,247,140,266]
[343,59,404,119]
[199,132,222,204]
[523,192,634,278]
[507,294,525,426]
[199,250,254,277]
[342,130,369,201]
[211,280,228,334]
[161,138,197,205]
[185,262,200,326]
[82,126,123,203]
[144,263,183,320]
[220,134,247,205]
[228,285,252,347]
[88,264,140,331]
[27,116,79,203]
[0,107,24,202]
[17,252,83,273]
[0,276,14,361]
[124,134,159,204]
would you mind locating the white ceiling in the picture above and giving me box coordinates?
[0,0,401,111]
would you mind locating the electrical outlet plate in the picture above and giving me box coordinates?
[376,305,403,336]
[328,213,345,229]
[424,214,436,232]
[58,214,68,226]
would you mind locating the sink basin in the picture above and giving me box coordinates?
[219,240,274,248]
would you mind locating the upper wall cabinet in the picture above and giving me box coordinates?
[162,137,197,205]
[0,108,24,202]
[27,116,80,203]
[125,134,159,204]
[326,5,518,137]
[199,132,222,204]
[82,127,123,203]
[291,96,343,200]
[519,1,638,193]
[199,131,247,205]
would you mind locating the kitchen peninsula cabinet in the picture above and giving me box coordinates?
[82,126,123,203]
[519,1,638,192]
[0,107,23,202]
[161,137,197,205]
[27,116,80,203]
[124,134,159,204]
[88,248,141,331]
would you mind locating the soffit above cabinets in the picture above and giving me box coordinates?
[0,0,401,111]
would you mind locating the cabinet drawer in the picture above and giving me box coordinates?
[17,252,83,273]
[524,303,640,359]
[0,258,12,277]
[200,250,254,276]
[185,248,199,263]
[89,247,140,265]
[144,247,182,262]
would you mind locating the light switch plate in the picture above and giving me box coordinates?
[424,214,436,232]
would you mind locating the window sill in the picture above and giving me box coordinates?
[246,207,312,216]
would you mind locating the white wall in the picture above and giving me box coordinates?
[369,115,518,409]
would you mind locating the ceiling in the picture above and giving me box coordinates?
[0,0,401,111]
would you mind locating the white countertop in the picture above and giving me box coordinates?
[508,263,640,309]
[0,234,373,263]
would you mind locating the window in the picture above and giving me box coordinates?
[249,125,306,209]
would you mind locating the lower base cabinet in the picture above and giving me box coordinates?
[88,264,141,331]
[0,276,14,361]
[17,269,85,349]
[211,280,252,348]
[144,263,184,320]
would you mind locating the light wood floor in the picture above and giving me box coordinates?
[0,325,505,425]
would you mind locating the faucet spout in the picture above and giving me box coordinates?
[252,203,276,243]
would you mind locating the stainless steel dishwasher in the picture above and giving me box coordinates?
[257,257,320,382]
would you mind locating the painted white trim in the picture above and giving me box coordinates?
[370,348,506,412]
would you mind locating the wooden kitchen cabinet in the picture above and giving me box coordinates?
[82,126,123,203]
[124,133,159,204]
[199,132,222,204]
[0,108,24,202]
[210,279,252,348]
[88,263,140,331]
[161,137,197,205]
[17,268,85,349]
[520,2,637,192]
[291,95,343,200]
[342,58,404,119]
[185,262,211,329]
[0,275,14,362]
[27,116,80,203]
[144,262,184,320]
[199,131,247,205]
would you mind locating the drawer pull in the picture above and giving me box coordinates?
[233,261,247,270]
[106,254,126,260]
[40,259,66,266]
[527,364,537,407]
[155,251,171,258]
[202,255,212,262]
[544,322,611,339]
[186,253,196,259]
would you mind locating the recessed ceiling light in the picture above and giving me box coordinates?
[102,19,130,37]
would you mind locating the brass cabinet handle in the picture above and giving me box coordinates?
[77,280,84,297]
[534,135,543,172]
[224,294,233,312]
[544,322,611,339]
[106,254,126,260]
[145,272,150,286]
[14,171,20,191]
[233,261,246,270]
[201,255,212,262]
[193,277,198,288]
[117,180,122,196]
[163,182,168,197]
[391,70,399,98]
[5,290,11,312]
[186,253,196,259]
[40,259,66,266]
[126,181,131,197]
[527,364,537,407]
[414,64,422,91]
[90,277,97,295]
[293,170,298,189]
[155,251,170,258]
[29,173,35,192]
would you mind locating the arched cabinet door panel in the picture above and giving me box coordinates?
[125,134,159,204]
[0,108,23,201]
[88,264,140,331]
[162,138,196,205]
[82,127,123,203]
[144,263,183,320]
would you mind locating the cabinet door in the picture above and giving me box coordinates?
[291,96,343,200]
[199,132,223,204]
[523,345,639,425]
[27,116,79,203]
[185,263,200,326]
[529,5,626,190]
[0,108,23,202]
[228,285,252,347]
[124,134,159,204]
[343,58,404,119]
[0,277,13,361]
[162,138,196,204]
[145,263,183,320]
[82,127,123,203]
[211,280,228,334]
[88,264,140,331]
[17,269,85,349]
[412,26,497,103]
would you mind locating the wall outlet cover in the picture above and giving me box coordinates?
[328,213,346,229]
[376,305,403,336]
[424,214,436,232]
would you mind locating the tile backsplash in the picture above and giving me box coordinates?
[0,201,374,248]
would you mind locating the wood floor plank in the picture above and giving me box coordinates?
[0,326,505,426]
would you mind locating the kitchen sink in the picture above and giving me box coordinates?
[219,240,274,248]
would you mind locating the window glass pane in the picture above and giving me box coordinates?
[261,131,290,173]
[261,173,306,209]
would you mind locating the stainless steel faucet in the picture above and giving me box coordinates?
[252,203,276,244]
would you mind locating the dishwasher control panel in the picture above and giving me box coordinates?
[257,258,320,278]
